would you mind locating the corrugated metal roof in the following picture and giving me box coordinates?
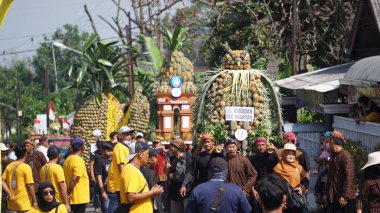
[275,63,354,92]
[370,0,380,32]
[340,56,380,86]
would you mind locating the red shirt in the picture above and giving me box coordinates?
[154,152,167,182]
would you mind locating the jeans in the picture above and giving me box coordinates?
[100,192,118,213]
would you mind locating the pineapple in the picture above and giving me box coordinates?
[120,89,150,133]
[70,93,123,168]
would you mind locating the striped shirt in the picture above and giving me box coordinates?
[356,179,380,212]
[226,154,257,194]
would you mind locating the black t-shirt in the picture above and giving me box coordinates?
[91,150,102,162]
[94,156,112,185]
[250,152,278,183]
[141,166,157,189]
[297,147,310,172]
[194,151,212,186]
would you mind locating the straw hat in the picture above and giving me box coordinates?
[361,151,380,170]
[1,143,9,151]
[276,143,302,157]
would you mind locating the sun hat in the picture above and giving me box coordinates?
[276,143,302,157]
[119,126,134,134]
[361,151,380,170]
[1,143,9,151]
[127,142,149,161]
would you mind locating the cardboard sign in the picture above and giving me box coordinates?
[225,107,255,121]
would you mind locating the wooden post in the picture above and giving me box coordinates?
[126,17,134,96]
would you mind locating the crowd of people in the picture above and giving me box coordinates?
[1,127,380,213]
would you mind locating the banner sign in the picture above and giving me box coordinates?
[225,107,255,121]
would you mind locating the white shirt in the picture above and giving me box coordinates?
[37,145,49,161]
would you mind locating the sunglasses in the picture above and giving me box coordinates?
[42,190,55,196]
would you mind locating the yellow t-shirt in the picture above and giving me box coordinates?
[365,112,380,123]
[29,204,68,213]
[120,164,152,213]
[107,143,129,193]
[1,161,34,211]
[63,155,90,204]
[40,163,66,202]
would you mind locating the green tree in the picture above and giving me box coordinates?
[0,61,45,143]
[32,24,92,115]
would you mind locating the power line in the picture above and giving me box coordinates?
[0,32,54,41]
[1,49,37,55]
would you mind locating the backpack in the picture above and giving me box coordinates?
[174,155,186,182]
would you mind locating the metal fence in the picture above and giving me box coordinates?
[333,115,380,152]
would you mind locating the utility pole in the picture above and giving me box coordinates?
[126,14,134,96]
[51,42,58,91]
[44,67,50,131]
[291,0,298,75]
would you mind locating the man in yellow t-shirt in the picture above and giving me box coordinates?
[40,145,70,212]
[107,126,133,198]
[63,138,90,213]
[119,142,163,213]
[2,144,37,212]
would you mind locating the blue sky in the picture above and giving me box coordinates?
[0,0,122,66]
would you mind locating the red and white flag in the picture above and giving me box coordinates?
[49,102,56,121]
[62,119,70,129]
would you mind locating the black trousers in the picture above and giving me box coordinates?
[328,200,356,213]
[71,204,87,213]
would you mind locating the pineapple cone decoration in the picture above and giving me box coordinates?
[158,26,196,94]
[193,48,282,152]
[120,88,150,133]
[158,50,195,93]
[221,43,251,70]
[70,93,123,169]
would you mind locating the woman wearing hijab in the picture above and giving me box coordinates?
[274,143,309,213]
[357,151,380,213]
[30,182,67,213]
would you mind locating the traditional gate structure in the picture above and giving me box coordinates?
[156,80,195,142]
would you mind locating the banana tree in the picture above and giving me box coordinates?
[45,34,139,104]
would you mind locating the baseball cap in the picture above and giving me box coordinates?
[209,157,227,173]
[71,138,84,152]
[119,126,134,134]
[1,143,9,151]
[47,145,62,159]
[127,142,149,161]
[136,132,144,138]
[149,147,162,158]
[40,135,47,141]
